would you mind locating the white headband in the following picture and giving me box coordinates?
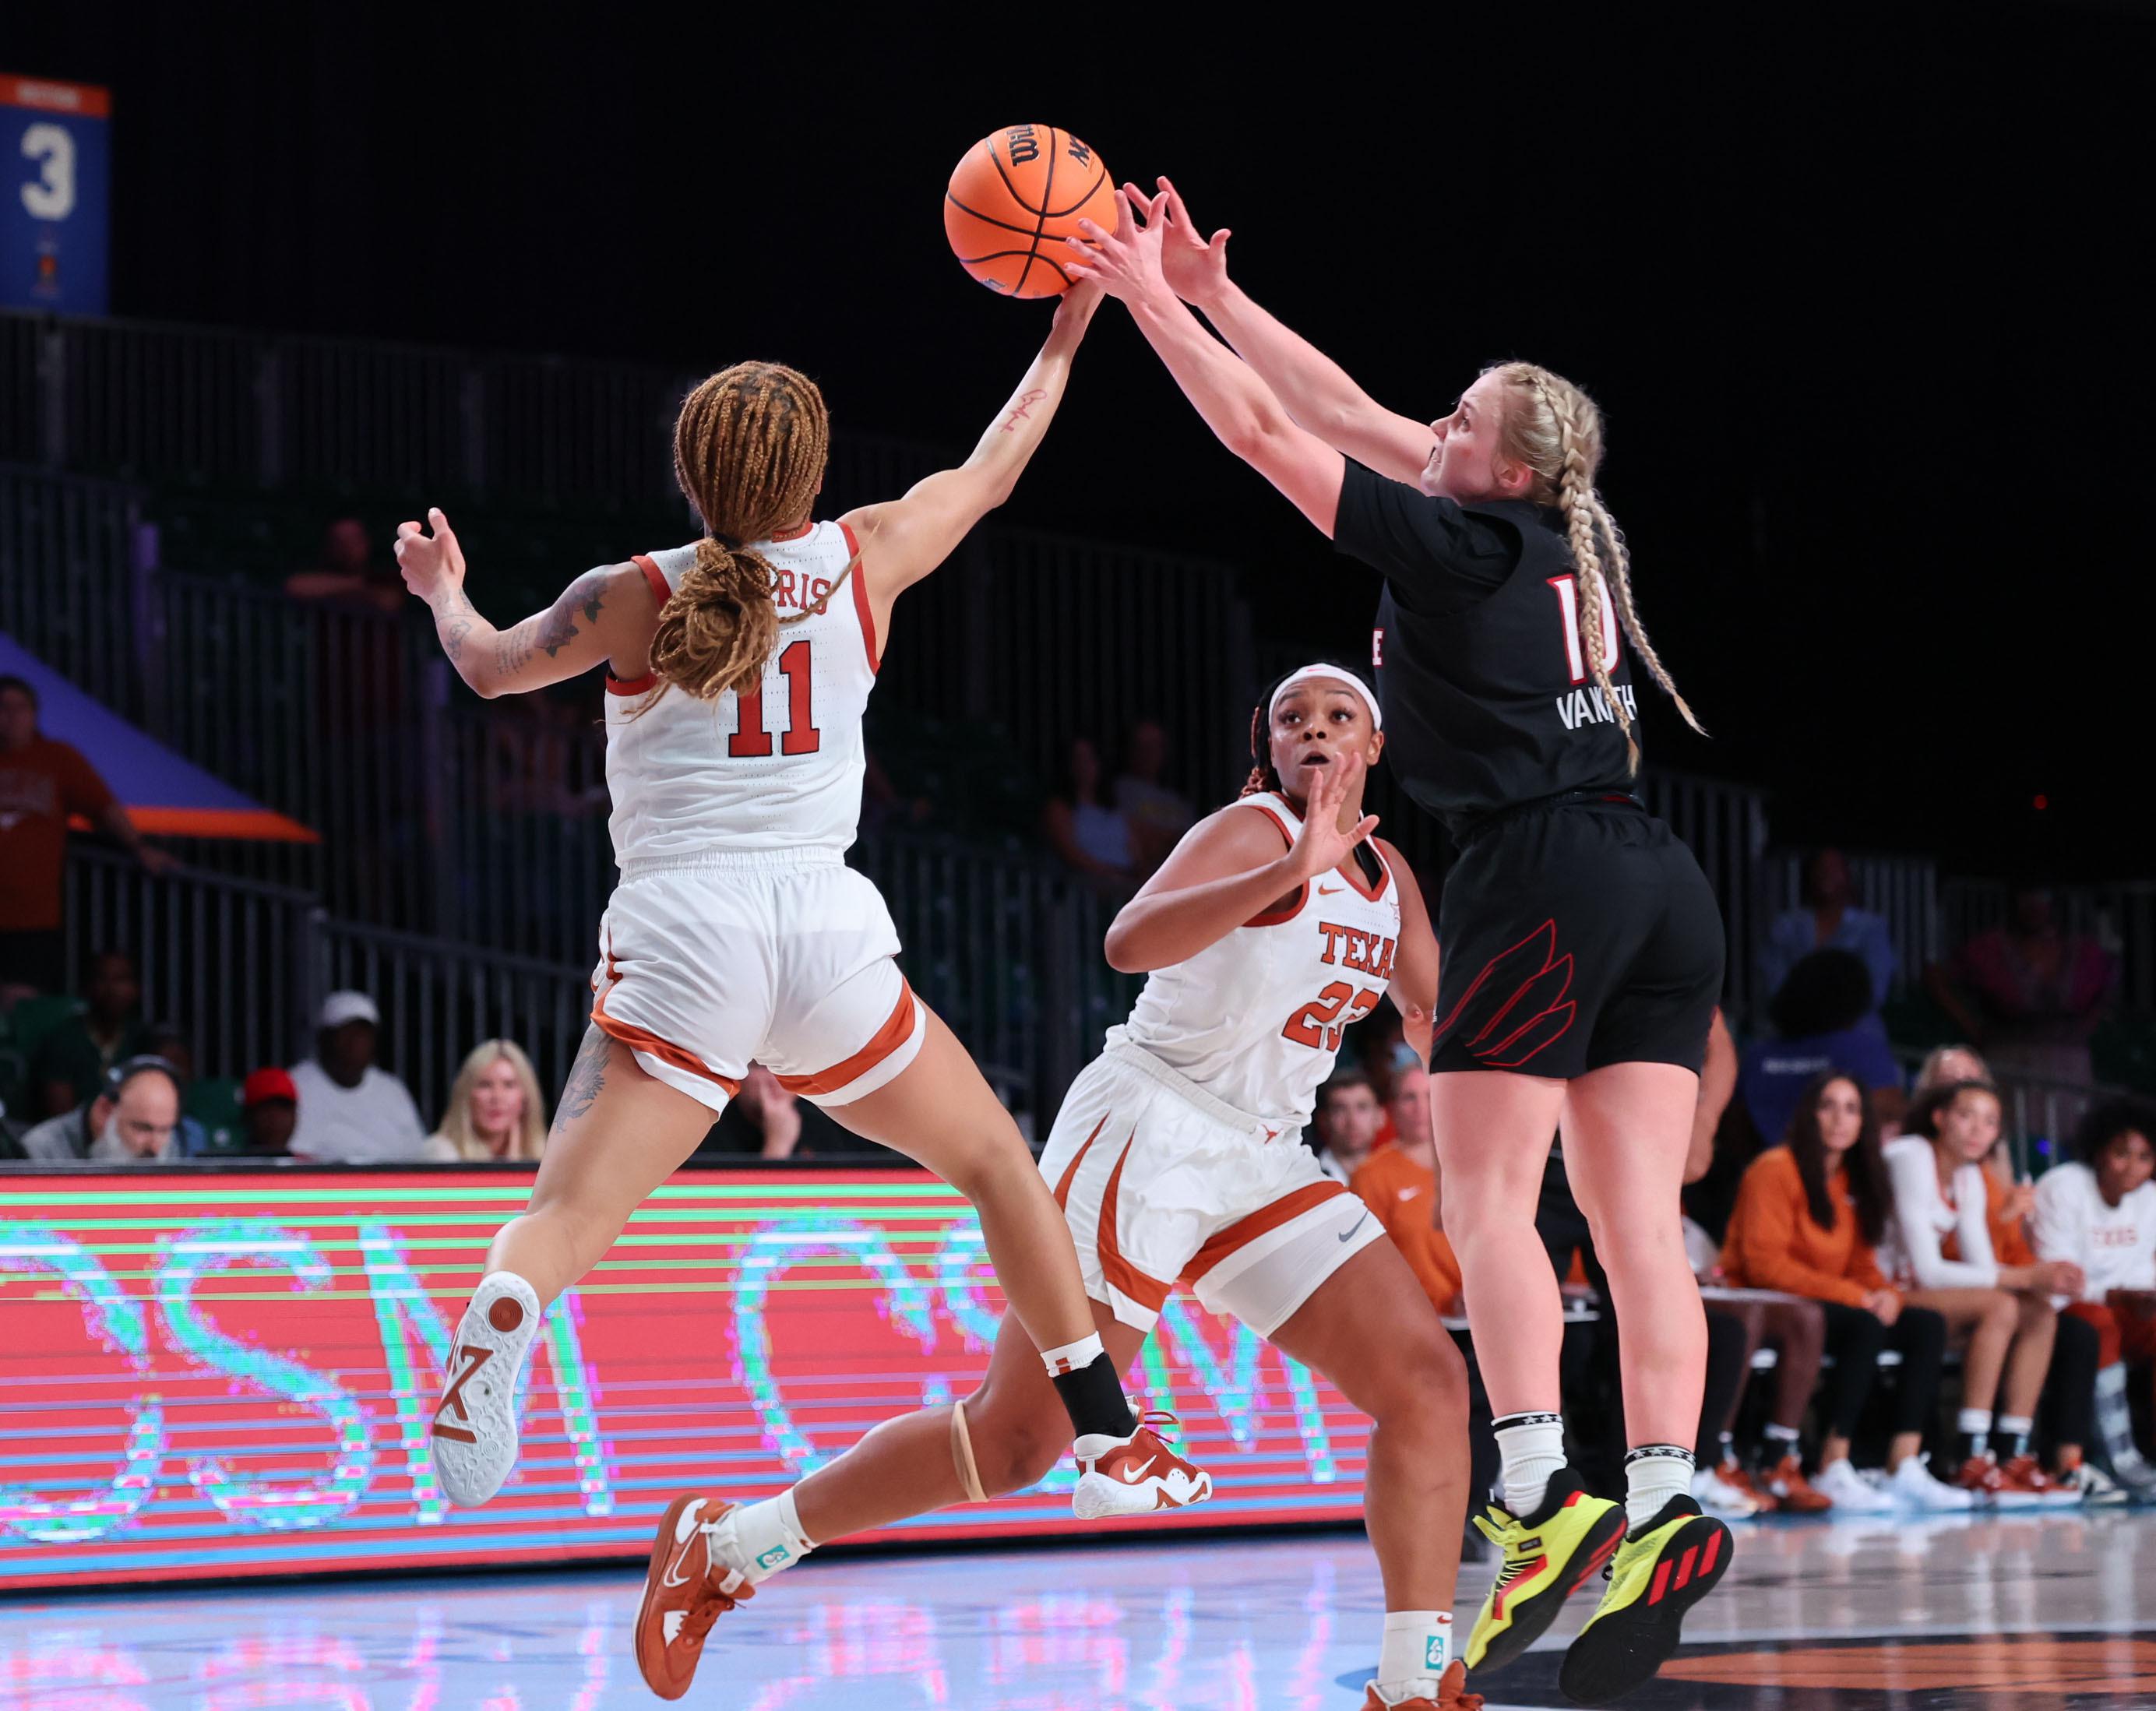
[1268,664,1383,731]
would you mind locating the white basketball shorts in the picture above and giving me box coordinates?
[1037,1040,1384,1336]
[589,850,925,1113]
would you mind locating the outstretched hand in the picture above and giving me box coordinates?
[1050,276,1106,340]
[1286,752,1378,882]
[394,508,465,604]
[1153,177,1232,308]
[1064,184,1174,308]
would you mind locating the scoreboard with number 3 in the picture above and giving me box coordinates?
[2,73,110,315]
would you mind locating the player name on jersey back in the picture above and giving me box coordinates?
[603,524,877,864]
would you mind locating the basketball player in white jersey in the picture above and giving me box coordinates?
[628,666,1481,1711]
[391,285,1210,1690]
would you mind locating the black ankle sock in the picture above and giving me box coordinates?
[1999,1426,2031,1461]
[1052,1354,1136,1439]
[1957,1429,1990,1464]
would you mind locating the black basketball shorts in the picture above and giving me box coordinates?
[1429,799,1724,1078]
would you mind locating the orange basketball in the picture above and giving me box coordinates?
[943,124,1115,299]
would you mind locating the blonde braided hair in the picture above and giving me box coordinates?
[1483,361,1704,773]
[654,362,835,702]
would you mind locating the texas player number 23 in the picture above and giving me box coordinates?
[1281,981,1383,1053]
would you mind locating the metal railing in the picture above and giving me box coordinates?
[317,919,593,1127]
[4,308,949,514]
[1760,848,1943,997]
[62,847,319,1083]
[0,465,147,719]
[58,829,1136,1136]
[142,571,442,920]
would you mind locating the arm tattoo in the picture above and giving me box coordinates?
[558,1024,610,1126]
[436,588,477,661]
[495,623,535,678]
[999,389,1049,434]
[538,570,610,658]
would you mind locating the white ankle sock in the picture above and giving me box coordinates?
[1624,1445,1695,1531]
[1495,1412,1566,1516]
[729,1487,816,1584]
[1040,1333,1107,1379]
[1374,1610,1451,1703]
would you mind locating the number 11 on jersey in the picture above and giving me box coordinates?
[728,638,822,757]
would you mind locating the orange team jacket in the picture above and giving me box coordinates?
[1350,1143,1463,1315]
[1719,1146,1889,1308]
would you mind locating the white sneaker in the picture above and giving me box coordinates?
[1071,1414,1214,1519]
[428,1270,542,1506]
[1886,1454,1977,1511]
[1692,1465,1762,1519]
[1813,1458,1897,1514]
[2061,1462,2130,1507]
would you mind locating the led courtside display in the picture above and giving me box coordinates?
[0,1171,1372,1590]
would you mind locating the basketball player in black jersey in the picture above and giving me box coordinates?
[1073,185,1729,1706]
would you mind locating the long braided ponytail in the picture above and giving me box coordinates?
[654,361,833,702]
[1485,361,1705,773]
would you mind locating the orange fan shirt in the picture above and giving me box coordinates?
[0,738,115,931]
[1351,1142,1463,1315]
[1720,1146,1889,1308]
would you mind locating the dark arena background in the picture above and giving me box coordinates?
[2,5,2152,1709]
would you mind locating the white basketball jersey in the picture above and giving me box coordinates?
[604,523,875,864]
[1112,790,1404,1128]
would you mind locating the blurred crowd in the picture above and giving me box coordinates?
[0,966,856,1167]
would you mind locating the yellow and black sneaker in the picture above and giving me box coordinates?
[1557,1493,1731,1706]
[1464,1467,1626,1678]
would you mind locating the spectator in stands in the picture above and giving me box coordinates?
[18,1056,182,1164]
[1739,948,1907,1142]
[1886,1079,2084,1501]
[142,1022,211,1156]
[425,1040,549,1162]
[287,991,427,1163]
[1350,1065,1461,1314]
[699,1064,848,1159]
[239,1068,300,1157]
[1927,885,2118,1087]
[1042,736,1139,898]
[0,677,173,1002]
[1681,1014,1837,1519]
[2034,1098,2156,1497]
[1312,1068,1384,1183]
[1113,718,1196,874]
[1759,847,1896,1033]
[29,949,150,1117]
[1720,1072,1968,1509]
[284,517,403,616]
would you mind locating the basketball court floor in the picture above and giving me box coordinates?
[5,1511,2151,1709]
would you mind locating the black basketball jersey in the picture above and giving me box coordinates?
[1333,459,1638,833]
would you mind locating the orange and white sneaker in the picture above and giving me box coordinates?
[634,1492,758,1701]
[1072,1412,1214,1519]
[1954,1454,2042,1508]
[428,1271,541,1507]
[1997,1453,2084,1508]
[1363,1660,1484,1709]
[1765,1453,1834,1513]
